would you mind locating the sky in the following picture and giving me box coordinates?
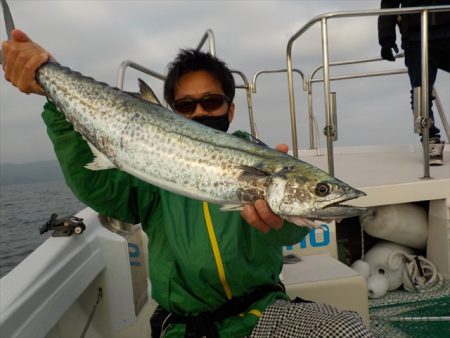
[0,0,449,164]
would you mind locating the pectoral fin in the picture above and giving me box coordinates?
[220,204,244,211]
[238,165,271,178]
[84,142,116,170]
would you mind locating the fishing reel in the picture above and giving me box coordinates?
[40,213,86,237]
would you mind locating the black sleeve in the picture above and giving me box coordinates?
[378,0,402,46]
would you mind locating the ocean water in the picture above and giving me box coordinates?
[0,180,85,278]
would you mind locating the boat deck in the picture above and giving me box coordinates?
[297,144,450,207]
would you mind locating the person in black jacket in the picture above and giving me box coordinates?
[378,0,450,165]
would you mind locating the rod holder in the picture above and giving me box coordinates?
[413,86,422,134]
[330,91,338,141]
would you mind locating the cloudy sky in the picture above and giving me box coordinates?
[1,0,449,164]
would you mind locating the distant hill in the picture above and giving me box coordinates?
[0,160,64,185]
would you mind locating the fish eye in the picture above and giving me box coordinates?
[315,182,330,197]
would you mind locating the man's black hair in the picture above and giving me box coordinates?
[164,49,235,108]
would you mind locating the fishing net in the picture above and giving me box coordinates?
[369,279,450,338]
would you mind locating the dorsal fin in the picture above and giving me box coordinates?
[233,130,268,146]
[138,78,161,105]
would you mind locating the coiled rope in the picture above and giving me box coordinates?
[387,251,443,293]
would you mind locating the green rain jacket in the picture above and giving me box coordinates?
[42,101,309,337]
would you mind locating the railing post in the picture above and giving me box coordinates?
[420,10,431,178]
[321,17,334,175]
[231,70,257,138]
[286,44,300,158]
[196,29,216,56]
[252,69,305,143]
[307,81,315,149]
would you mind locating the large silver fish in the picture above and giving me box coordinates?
[36,62,367,224]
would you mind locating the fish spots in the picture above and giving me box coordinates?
[38,62,366,217]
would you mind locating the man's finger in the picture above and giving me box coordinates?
[254,200,283,229]
[11,29,32,43]
[1,41,10,72]
[241,205,271,233]
[275,143,289,154]
[17,52,48,94]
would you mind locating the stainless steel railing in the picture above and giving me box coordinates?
[196,28,216,56]
[306,55,406,149]
[251,68,308,144]
[306,55,450,149]
[286,5,450,177]
[116,13,449,179]
[195,30,258,136]
[117,60,166,90]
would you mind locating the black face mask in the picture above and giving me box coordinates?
[193,113,230,132]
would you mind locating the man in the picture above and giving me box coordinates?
[378,0,450,165]
[2,29,372,337]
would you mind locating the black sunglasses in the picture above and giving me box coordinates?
[173,94,229,114]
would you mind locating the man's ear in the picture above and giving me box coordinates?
[228,102,235,122]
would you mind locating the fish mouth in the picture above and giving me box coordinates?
[304,188,368,219]
[301,204,369,220]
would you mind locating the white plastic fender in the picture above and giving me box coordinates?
[351,259,370,280]
[367,273,389,299]
[360,203,427,249]
[364,241,414,291]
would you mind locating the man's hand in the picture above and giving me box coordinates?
[241,143,318,232]
[2,29,53,95]
[241,143,288,233]
[380,41,399,62]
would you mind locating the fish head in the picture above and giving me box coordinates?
[266,164,367,220]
